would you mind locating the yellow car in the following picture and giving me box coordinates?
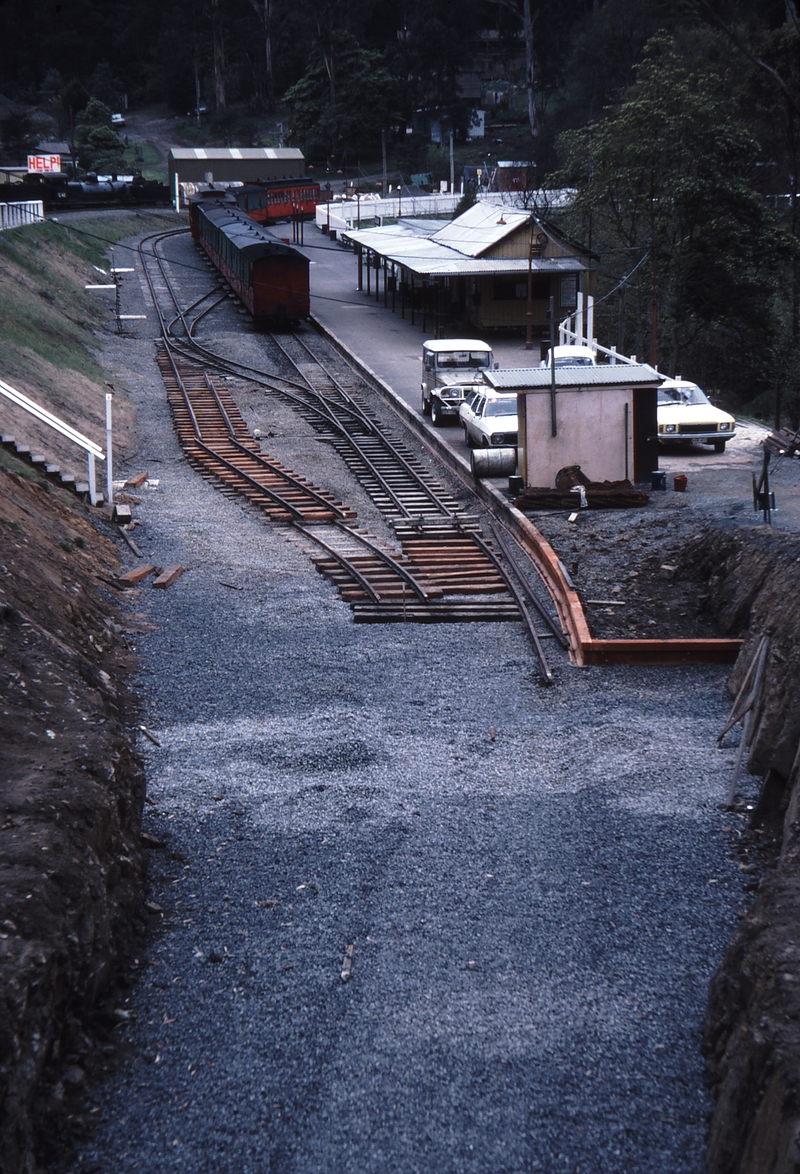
[657,379,736,453]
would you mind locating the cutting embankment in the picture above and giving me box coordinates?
[691,526,800,1173]
[0,214,167,1174]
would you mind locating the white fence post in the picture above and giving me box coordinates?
[105,393,114,504]
[88,452,97,505]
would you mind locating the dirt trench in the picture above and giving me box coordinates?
[0,464,146,1174]
[688,522,800,1173]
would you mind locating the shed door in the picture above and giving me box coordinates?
[633,388,659,482]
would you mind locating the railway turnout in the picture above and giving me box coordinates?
[139,229,558,676]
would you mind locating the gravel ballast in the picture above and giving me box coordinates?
[67,231,756,1173]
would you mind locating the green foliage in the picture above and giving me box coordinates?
[556,32,784,407]
[284,41,396,158]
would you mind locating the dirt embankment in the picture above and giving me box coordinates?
[685,523,800,1173]
[0,464,146,1174]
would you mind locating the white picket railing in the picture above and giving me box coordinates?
[0,377,110,504]
[316,192,462,234]
[0,200,44,232]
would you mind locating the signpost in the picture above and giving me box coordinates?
[27,155,61,173]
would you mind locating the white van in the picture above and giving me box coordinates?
[421,339,495,425]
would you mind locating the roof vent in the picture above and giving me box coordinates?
[496,215,506,225]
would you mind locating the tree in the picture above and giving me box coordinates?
[284,40,395,159]
[555,32,783,407]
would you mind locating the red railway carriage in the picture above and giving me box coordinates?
[189,196,309,328]
[233,178,320,224]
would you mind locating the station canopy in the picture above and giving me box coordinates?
[343,200,592,278]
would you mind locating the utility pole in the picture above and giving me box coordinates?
[449,130,455,193]
[382,129,387,194]
[525,219,534,350]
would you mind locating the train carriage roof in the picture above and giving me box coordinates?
[194,196,302,260]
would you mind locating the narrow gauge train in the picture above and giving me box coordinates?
[231,177,319,224]
[189,194,310,328]
[2,172,171,210]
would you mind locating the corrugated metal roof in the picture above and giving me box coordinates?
[486,365,663,390]
[169,147,304,161]
[429,201,530,256]
[343,219,590,277]
[198,199,296,259]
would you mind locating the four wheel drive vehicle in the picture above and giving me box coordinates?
[459,390,519,448]
[421,339,495,421]
[427,381,486,426]
[657,379,736,452]
[540,344,596,368]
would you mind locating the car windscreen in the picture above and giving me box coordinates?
[437,351,491,368]
[484,399,517,417]
[658,383,709,406]
[553,356,595,367]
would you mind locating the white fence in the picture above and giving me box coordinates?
[316,192,462,234]
[0,200,44,232]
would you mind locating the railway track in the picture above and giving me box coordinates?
[137,228,562,680]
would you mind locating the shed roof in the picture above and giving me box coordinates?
[486,365,663,391]
[169,147,304,162]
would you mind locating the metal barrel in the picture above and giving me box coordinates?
[470,447,518,479]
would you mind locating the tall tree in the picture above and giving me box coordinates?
[556,32,782,404]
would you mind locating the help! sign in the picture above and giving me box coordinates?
[27,155,61,173]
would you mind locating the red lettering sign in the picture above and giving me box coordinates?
[27,155,61,173]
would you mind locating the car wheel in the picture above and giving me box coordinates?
[421,393,431,417]
[431,399,442,426]
[713,439,726,453]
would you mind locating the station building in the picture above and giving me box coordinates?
[341,201,597,341]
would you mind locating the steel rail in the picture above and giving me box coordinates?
[294,521,433,605]
[137,229,563,656]
[139,231,454,519]
[332,522,429,599]
[489,522,569,649]
[469,529,553,684]
[139,241,347,523]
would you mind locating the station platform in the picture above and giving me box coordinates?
[299,226,538,478]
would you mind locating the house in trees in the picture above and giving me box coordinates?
[342,201,597,341]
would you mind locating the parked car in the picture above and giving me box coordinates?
[111,113,126,127]
[657,379,736,452]
[540,344,596,368]
[421,338,495,422]
[460,390,518,448]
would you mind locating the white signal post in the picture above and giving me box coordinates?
[105,392,114,504]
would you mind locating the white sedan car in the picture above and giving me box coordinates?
[459,390,518,448]
[657,380,736,452]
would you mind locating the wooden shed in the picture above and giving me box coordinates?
[484,365,662,486]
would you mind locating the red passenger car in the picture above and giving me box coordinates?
[233,178,320,224]
[189,195,309,328]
